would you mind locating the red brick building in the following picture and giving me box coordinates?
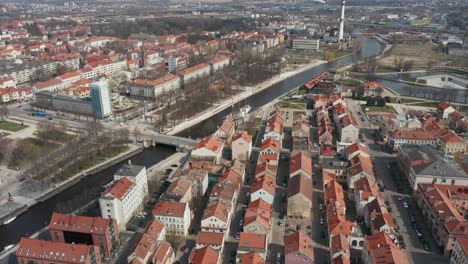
[48,212,119,257]
[16,237,102,264]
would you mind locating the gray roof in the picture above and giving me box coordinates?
[321,157,349,170]
[115,164,146,177]
[400,144,467,179]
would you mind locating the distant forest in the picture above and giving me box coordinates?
[91,17,252,39]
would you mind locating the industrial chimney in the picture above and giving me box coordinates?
[339,0,346,41]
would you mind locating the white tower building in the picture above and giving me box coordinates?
[339,0,346,41]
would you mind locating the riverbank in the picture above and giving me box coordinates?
[0,144,143,225]
[166,59,327,136]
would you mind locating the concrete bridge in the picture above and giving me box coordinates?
[139,132,200,151]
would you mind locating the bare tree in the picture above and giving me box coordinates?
[0,105,9,121]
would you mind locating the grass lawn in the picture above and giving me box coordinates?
[337,79,361,87]
[8,138,58,169]
[363,105,396,113]
[276,101,306,109]
[0,121,28,132]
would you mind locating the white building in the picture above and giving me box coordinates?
[291,38,320,52]
[33,79,65,93]
[128,74,180,100]
[207,56,230,73]
[232,131,252,162]
[153,200,191,236]
[57,72,81,88]
[451,237,468,264]
[191,135,225,164]
[201,202,232,234]
[177,63,210,86]
[250,176,275,205]
[168,56,187,73]
[99,164,149,230]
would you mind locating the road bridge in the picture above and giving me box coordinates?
[139,133,200,151]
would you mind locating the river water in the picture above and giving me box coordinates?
[0,37,384,250]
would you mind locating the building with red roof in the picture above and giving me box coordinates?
[290,151,313,178]
[250,176,276,205]
[177,63,210,86]
[331,234,351,264]
[241,251,266,264]
[237,233,268,259]
[161,177,192,203]
[128,220,166,263]
[201,201,232,234]
[416,183,468,255]
[189,246,219,264]
[232,131,252,162]
[353,177,380,216]
[214,115,236,143]
[16,238,102,264]
[439,131,466,154]
[191,135,225,164]
[195,232,225,251]
[151,242,175,264]
[363,81,384,97]
[451,237,468,264]
[153,200,191,236]
[243,199,272,234]
[284,230,314,264]
[48,213,118,257]
[259,138,281,156]
[287,174,313,218]
[362,232,409,264]
[207,56,230,73]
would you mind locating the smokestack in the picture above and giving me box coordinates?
[339,0,346,41]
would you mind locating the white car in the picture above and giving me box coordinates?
[402,202,409,208]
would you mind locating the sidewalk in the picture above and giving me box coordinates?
[166,60,326,136]
[0,144,142,223]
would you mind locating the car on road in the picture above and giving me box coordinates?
[423,242,430,251]
[278,219,284,226]
[235,232,240,240]
[402,202,409,208]
[319,203,323,210]
[397,197,405,201]
[320,218,324,225]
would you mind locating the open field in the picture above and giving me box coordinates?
[378,45,451,70]
[0,121,28,132]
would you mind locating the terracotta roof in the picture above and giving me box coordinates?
[331,234,350,255]
[207,56,229,65]
[365,232,409,264]
[238,233,267,250]
[257,154,278,165]
[363,81,384,91]
[288,174,312,201]
[345,143,370,157]
[219,169,242,186]
[348,162,375,178]
[196,232,224,246]
[255,163,277,178]
[440,131,465,143]
[241,251,266,264]
[233,131,252,143]
[391,129,436,140]
[177,63,209,76]
[251,176,276,196]
[218,115,235,135]
[244,198,272,229]
[152,242,174,264]
[284,230,314,261]
[48,213,111,235]
[164,178,191,198]
[354,177,380,201]
[131,220,165,260]
[102,177,135,200]
[321,146,337,157]
[329,220,357,236]
[325,180,345,206]
[192,135,224,153]
[131,74,178,87]
[16,238,95,263]
[202,202,231,223]
[260,138,281,153]
[230,159,245,177]
[34,79,63,90]
[438,101,450,110]
[210,181,238,205]
[456,237,468,256]
[189,246,219,264]
[290,151,313,176]
[153,200,187,218]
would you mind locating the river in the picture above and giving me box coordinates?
[0,37,384,251]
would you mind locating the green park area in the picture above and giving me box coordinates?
[0,121,28,132]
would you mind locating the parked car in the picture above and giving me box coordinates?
[402,202,409,208]
[235,232,240,240]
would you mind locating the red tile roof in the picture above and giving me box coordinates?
[177,63,209,76]
[391,129,436,140]
[196,232,224,246]
[251,176,276,196]
[284,230,314,261]
[131,220,165,260]
[16,238,96,263]
[131,74,178,87]
[218,115,235,135]
[48,213,111,235]
[288,174,312,201]
[440,131,465,143]
[260,138,281,153]
[365,232,409,264]
[102,177,135,200]
[189,246,219,264]
[152,242,174,264]
[363,81,384,91]
[233,131,252,143]
[244,199,272,229]
[153,200,187,218]
[290,151,313,176]
[202,202,231,223]
[241,251,266,264]
[325,180,345,206]
[238,233,267,250]
[192,135,224,152]
[219,169,242,186]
